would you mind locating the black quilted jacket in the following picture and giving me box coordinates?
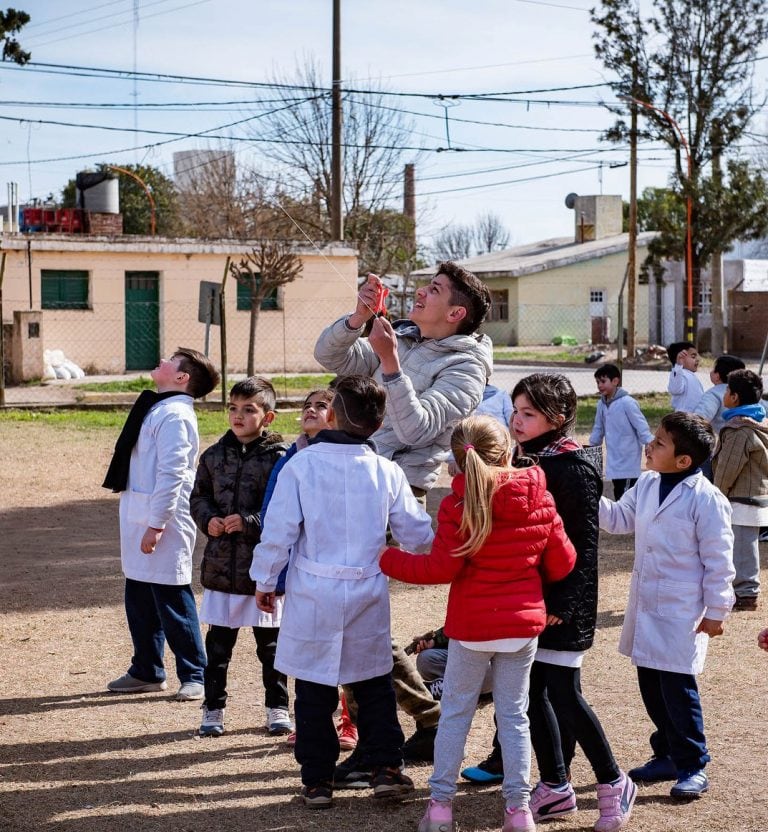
[518,437,602,651]
[190,429,287,595]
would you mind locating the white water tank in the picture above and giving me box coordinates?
[75,171,120,213]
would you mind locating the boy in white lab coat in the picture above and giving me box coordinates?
[666,341,704,412]
[103,347,220,701]
[599,412,734,801]
[252,375,434,809]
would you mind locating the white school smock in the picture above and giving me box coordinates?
[200,588,283,628]
[119,396,199,586]
[599,471,734,675]
[589,388,654,479]
[251,441,434,687]
[667,366,705,412]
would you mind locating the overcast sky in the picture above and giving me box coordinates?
[2,0,767,250]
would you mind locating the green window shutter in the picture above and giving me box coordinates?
[235,274,278,310]
[41,270,89,309]
[236,279,252,311]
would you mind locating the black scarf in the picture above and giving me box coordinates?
[102,390,186,492]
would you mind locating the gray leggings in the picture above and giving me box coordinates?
[429,637,537,808]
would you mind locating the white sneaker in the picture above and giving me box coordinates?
[266,706,293,735]
[176,682,204,701]
[200,705,225,737]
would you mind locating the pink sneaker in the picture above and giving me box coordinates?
[594,771,636,832]
[502,806,536,832]
[285,731,296,746]
[530,781,577,821]
[418,798,453,832]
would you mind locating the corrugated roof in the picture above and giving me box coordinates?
[416,231,658,279]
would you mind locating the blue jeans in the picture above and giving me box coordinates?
[636,666,710,772]
[124,578,206,685]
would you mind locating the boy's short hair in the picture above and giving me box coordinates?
[331,375,386,438]
[726,369,763,406]
[511,373,577,437]
[660,412,715,469]
[174,347,220,398]
[667,341,695,366]
[230,376,277,412]
[436,261,492,335]
[712,354,745,383]
[594,363,621,382]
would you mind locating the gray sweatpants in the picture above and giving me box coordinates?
[732,523,761,597]
[429,637,537,808]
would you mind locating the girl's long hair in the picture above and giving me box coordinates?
[450,415,515,558]
[511,372,577,438]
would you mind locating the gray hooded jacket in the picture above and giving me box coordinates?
[314,316,493,490]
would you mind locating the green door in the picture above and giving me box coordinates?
[125,271,160,370]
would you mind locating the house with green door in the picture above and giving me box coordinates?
[0,233,357,381]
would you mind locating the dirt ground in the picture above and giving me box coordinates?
[1,421,766,832]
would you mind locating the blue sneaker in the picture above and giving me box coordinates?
[628,756,677,783]
[461,753,504,784]
[670,768,708,800]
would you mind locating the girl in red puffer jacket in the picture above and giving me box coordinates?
[380,414,576,832]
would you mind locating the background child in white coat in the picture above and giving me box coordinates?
[251,375,434,809]
[599,412,734,800]
[589,363,653,500]
[667,342,704,412]
[104,347,219,701]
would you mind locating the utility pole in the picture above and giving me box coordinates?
[330,0,343,241]
[710,120,725,354]
[626,74,638,358]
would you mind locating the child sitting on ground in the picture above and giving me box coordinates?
[712,369,768,611]
[600,412,735,800]
[667,341,704,412]
[252,375,434,809]
[105,348,219,701]
[589,363,653,500]
[190,377,289,738]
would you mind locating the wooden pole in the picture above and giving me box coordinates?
[330,0,344,241]
[220,256,230,409]
[627,81,638,357]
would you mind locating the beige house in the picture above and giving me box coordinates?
[1,233,357,381]
[416,196,656,347]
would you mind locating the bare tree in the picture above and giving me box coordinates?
[475,212,511,254]
[433,224,475,261]
[229,242,303,375]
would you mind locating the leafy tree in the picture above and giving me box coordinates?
[592,0,768,328]
[62,163,181,236]
[229,242,303,375]
[1,8,30,64]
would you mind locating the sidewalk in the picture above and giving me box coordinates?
[0,364,725,407]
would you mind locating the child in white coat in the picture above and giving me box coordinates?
[667,342,704,412]
[252,375,434,809]
[589,363,653,500]
[104,348,220,701]
[599,412,734,800]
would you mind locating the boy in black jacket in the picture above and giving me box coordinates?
[190,377,288,738]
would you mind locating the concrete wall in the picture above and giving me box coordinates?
[0,235,357,376]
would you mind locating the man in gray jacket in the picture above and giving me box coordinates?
[314,261,493,776]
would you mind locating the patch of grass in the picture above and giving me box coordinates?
[73,373,336,397]
[0,408,303,441]
[494,347,586,363]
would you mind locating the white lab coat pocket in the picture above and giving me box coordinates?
[656,579,700,619]
[122,490,151,527]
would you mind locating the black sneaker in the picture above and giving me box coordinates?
[334,747,373,789]
[461,752,504,783]
[301,781,333,809]
[402,725,437,763]
[370,766,415,798]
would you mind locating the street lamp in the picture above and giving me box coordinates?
[620,95,694,343]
